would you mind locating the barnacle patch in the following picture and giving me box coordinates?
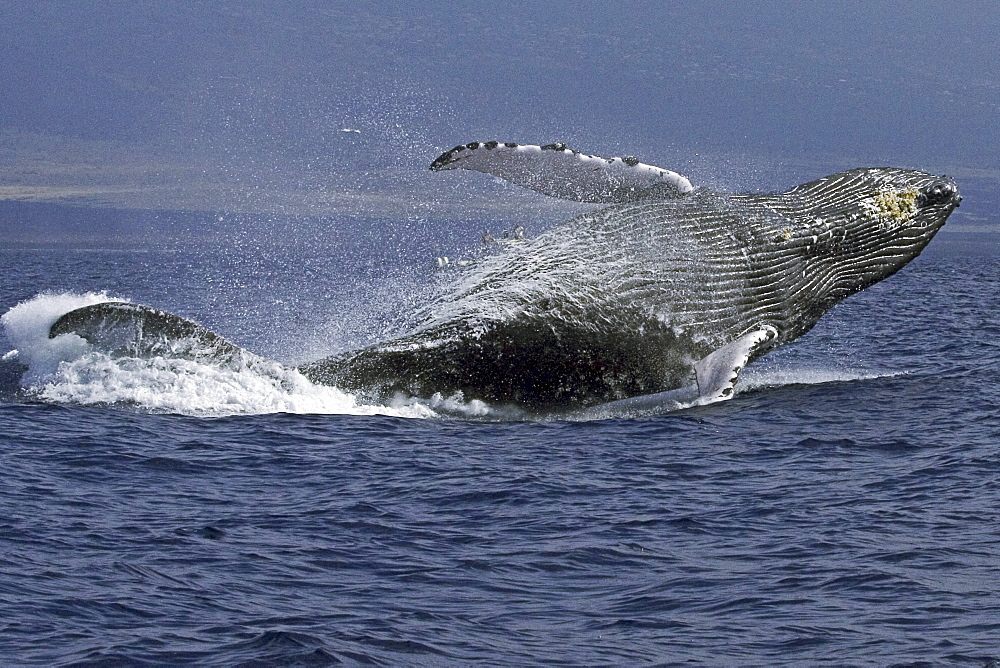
[861,188,920,228]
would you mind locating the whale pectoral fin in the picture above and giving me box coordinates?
[693,325,779,402]
[429,141,694,203]
[573,326,779,420]
[49,301,249,363]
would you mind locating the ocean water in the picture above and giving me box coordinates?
[1,223,1000,665]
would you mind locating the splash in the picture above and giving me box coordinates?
[0,293,902,421]
[1,291,117,385]
[32,352,438,418]
[1,293,436,419]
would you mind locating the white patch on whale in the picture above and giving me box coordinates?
[430,141,694,203]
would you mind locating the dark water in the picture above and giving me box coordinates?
[1,232,999,665]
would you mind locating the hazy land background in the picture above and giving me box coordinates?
[0,1,997,248]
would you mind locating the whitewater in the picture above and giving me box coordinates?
[1,287,895,421]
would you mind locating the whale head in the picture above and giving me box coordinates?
[783,167,960,302]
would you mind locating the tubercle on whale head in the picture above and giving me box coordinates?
[855,170,959,238]
[916,179,960,209]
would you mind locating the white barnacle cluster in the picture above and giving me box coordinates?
[859,188,920,229]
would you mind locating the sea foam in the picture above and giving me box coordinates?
[1,293,436,419]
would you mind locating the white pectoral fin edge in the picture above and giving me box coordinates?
[693,325,779,402]
[429,141,694,203]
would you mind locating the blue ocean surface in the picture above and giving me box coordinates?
[1,218,999,665]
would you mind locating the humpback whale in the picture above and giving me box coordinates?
[48,143,961,414]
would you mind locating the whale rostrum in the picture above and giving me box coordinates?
[49,143,961,413]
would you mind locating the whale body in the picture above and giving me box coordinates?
[48,144,961,413]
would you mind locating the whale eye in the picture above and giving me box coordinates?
[916,182,957,207]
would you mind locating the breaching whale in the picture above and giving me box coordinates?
[48,142,961,414]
